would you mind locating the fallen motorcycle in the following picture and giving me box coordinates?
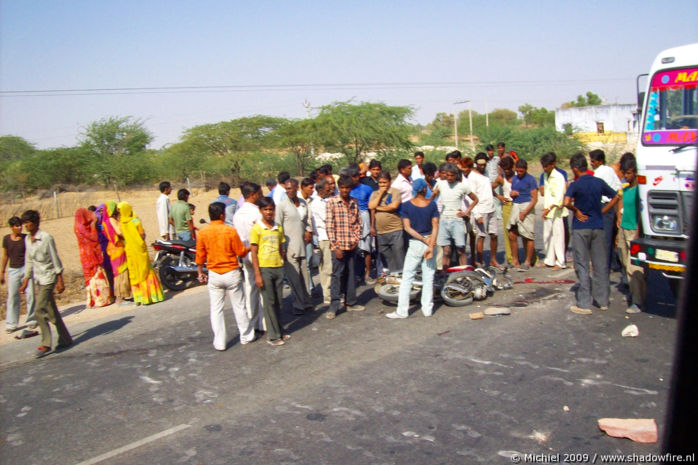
[152,238,204,291]
[374,265,512,307]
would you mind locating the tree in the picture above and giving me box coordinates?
[563,91,603,108]
[180,115,287,186]
[278,118,316,176]
[313,101,414,163]
[518,104,555,127]
[0,135,35,163]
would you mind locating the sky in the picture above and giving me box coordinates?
[1,0,697,150]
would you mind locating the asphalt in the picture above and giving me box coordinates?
[0,261,679,465]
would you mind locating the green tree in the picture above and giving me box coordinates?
[564,91,603,108]
[518,104,555,127]
[278,118,316,176]
[0,135,36,163]
[313,101,414,163]
[180,115,287,186]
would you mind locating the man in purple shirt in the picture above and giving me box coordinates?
[507,159,538,270]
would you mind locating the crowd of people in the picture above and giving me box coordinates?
[2,143,645,355]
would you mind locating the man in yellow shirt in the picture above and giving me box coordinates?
[196,202,254,350]
[540,153,568,269]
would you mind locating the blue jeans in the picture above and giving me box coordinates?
[5,266,35,329]
[397,239,436,317]
[176,231,192,242]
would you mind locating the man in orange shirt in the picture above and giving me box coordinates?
[196,202,256,350]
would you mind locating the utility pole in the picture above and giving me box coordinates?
[304,99,314,157]
[454,100,470,151]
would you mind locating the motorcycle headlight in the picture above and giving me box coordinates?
[651,215,679,233]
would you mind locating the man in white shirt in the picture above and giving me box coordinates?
[590,149,622,275]
[410,151,425,181]
[391,159,414,203]
[156,181,173,240]
[432,162,479,271]
[272,172,290,206]
[233,182,264,331]
[471,154,499,267]
[310,177,334,304]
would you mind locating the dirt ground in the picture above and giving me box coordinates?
[0,187,239,318]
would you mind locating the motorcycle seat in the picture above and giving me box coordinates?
[167,239,196,248]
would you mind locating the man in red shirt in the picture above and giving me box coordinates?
[196,202,255,350]
[325,175,364,319]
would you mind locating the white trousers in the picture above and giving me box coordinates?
[241,259,265,331]
[543,217,565,267]
[207,268,254,350]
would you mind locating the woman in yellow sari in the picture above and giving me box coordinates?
[103,201,132,303]
[117,202,164,305]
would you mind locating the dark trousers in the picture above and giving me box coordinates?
[602,206,621,272]
[36,283,72,348]
[260,267,284,341]
[572,229,609,309]
[330,248,357,313]
[377,230,405,274]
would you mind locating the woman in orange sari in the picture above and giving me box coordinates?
[103,201,132,304]
[117,202,164,305]
[74,208,113,307]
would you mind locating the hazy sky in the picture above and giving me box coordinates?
[1,0,697,149]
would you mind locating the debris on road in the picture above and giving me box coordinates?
[485,307,511,316]
[563,405,570,412]
[469,312,484,320]
[621,324,639,338]
[597,418,658,443]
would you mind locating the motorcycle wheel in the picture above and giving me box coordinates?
[440,283,474,307]
[374,282,419,303]
[158,256,191,291]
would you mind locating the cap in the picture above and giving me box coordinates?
[412,178,428,196]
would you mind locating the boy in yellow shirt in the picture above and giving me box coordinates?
[250,198,290,346]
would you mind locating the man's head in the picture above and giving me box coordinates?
[474,153,488,174]
[500,156,514,178]
[8,216,22,235]
[284,178,299,200]
[300,177,314,199]
[497,142,506,157]
[569,152,588,176]
[620,155,637,184]
[315,178,330,199]
[188,203,196,215]
[540,152,557,175]
[414,151,425,166]
[368,159,382,179]
[412,178,429,198]
[218,182,231,196]
[177,188,190,201]
[461,157,474,177]
[325,175,336,194]
[209,202,226,222]
[337,175,354,200]
[442,162,461,183]
[485,144,495,159]
[397,159,412,178]
[445,150,462,163]
[277,171,291,186]
[317,164,333,177]
[257,197,276,222]
[346,166,361,186]
[438,163,448,180]
[422,162,437,184]
[377,171,391,190]
[20,210,40,234]
[265,178,277,190]
[241,181,262,203]
[589,149,606,170]
[159,181,171,194]
[514,159,528,178]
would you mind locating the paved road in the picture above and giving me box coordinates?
[0,263,678,464]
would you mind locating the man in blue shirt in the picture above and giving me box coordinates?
[348,166,377,284]
[564,153,620,315]
[213,182,237,226]
[507,159,538,270]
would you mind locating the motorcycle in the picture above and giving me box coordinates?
[374,265,512,307]
[152,238,203,291]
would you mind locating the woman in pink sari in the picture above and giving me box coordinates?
[102,201,133,304]
[74,208,113,307]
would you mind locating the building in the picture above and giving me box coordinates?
[555,104,637,136]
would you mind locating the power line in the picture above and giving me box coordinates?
[0,78,630,97]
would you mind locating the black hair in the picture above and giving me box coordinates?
[218,182,231,195]
[619,152,635,168]
[569,153,588,171]
[87,205,97,212]
[485,144,494,151]
[301,177,314,188]
[620,156,637,173]
[377,171,391,182]
[397,159,412,171]
[309,170,319,182]
[500,157,514,170]
[515,159,528,169]
[445,150,462,160]
[589,149,606,164]
[188,203,196,211]
[497,142,505,148]
[257,197,275,209]
[265,178,277,188]
[347,162,360,171]
[242,182,261,199]
[414,151,425,158]
[209,202,225,221]
[8,216,21,227]
[159,181,171,193]
[277,171,291,184]
[21,210,40,225]
[347,167,360,178]
[317,165,332,175]
[540,152,556,167]
[422,162,437,176]
[337,175,354,188]
[368,159,382,169]
[177,188,190,201]
[285,178,299,188]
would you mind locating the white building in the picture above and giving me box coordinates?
[555,104,637,134]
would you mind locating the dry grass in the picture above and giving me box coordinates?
[1,186,240,317]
